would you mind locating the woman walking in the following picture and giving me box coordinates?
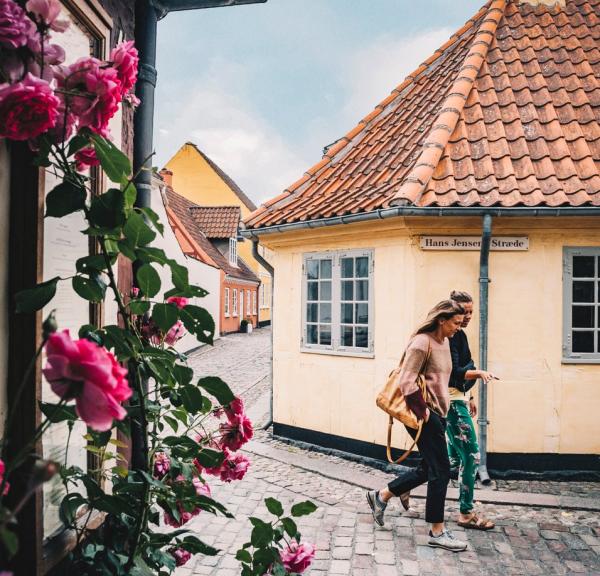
[367,300,468,552]
[446,290,497,531]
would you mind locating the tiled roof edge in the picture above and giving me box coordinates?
[244,1,496,229]
[389,0,507,207]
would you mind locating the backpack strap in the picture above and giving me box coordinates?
[386,416,423,464]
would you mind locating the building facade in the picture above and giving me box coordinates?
[243,0,600,474]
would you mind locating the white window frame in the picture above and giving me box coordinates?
[260,281,270,309]
[563,247,600,363]
[229,237,237,265]
[246,290,251,316]
[253,290,257,315]
[301,249,374,357]
[232,288,238,316]
[224,287,230,317]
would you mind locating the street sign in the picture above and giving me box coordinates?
[419,236,529,251]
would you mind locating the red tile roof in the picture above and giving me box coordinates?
[165,188,259,284]
[189,206,241,238]
[245,0,600,230]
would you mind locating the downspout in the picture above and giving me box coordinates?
[478,213,492,485]
[251,239,274,430]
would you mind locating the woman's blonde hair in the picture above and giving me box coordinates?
[413,299,465,337]
[449,290,473,303]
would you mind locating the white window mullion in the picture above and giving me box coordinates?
[332,254,340,351]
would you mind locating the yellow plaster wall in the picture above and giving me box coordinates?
[264,217,600,455]
[165,143,271,321]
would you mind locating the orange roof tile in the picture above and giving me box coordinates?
[189,206,241,238]
[245,0,600,230]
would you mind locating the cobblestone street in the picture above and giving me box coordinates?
[176,328,600,576]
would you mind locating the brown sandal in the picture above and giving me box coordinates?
[399,491,410,511]
[457,514,495,531]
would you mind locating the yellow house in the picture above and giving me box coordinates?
[163,142,272,325]
[242,0,600,475]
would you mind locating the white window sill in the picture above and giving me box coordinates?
[300,347,374,359]
[562,357,600,364]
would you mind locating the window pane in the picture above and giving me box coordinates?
[573,330,594,353]
[307,303,318,323]
[307,281,318,301]
[356,280,368,301]
[341,303,353,323]
[573,255,595,278]
[356,256,369,278]
[307,260,319,280]
[320,281,332,301]
[320,259,332,279]
[319,325,331,345]
[355,303,368,324]
[307,324,318,344]
[573,306,595,328]
[341,325,353,346]
[341,257,354,278]
[341,280,353,301]
[355,326,368,348]
[319,303,331,323]
[573,281,594,303]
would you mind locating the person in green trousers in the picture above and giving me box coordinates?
[447,290,497,530]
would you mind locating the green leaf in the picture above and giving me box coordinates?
[136,264,161,298]
[16,277,60,313]
[151,303,178,332]
[129,300,151,315]
[124,212,156,247]
[39,401,77,423]
[195,448,225,470]
[117,239,137,261]
[250,520,273,548]
[180,384,204,414]
[0,527,18,558]
[136,247,169,266]
[167,260,189,291]
[281,517,297,537]
[197,376,235,406]
[180,305,215,345]
[45,181,86,218]
[76,255,110,274]
[235,549,252,563]
[72,275,107,302]
[179,535,218,556]
[91,134,132,183]
[67,132,90,156]
[122,182,137,211]
[290,501,318,517]
[89,188,127,229]
[139,206,164,235]
[173,364,193,387]
[164,415,179,433]
[264,497,284,517]
[59,492,87,525]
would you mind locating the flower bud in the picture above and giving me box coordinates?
[42,310,58,339]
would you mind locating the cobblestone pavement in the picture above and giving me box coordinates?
[177,329,600,575]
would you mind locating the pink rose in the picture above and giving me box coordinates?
[130,287,140,298]
[123,92,140,108]
[163,476,210,527]
[26,0,69,32]
[219,413,253,451]
[166,296,188,309]
[169,547,191,567]
[0,0,37,49]
[224,396,244,420]
[0,458,10,496]
[219,451,250,483]
[74,146,99,172]
[164,320,185,346]
[42,330,132,431]
[279,542,316,574]
[58,56,122,136]
[153,452,170,479]
[110,40,138,97]
[0,74,59,140]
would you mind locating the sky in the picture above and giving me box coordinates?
[154,0,483,206]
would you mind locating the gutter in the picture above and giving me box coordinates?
[251,240,275,430]
[478,214,492,485]
[241,206,600,238]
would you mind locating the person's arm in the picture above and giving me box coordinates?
[449,333,475,391]
[398,336,429,421]
[464,369,498,383]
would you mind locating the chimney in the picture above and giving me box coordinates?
[518,0,565,6]
[159,168,173,187]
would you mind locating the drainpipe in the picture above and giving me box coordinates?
[478,213,492,485]
[251,239,274,430]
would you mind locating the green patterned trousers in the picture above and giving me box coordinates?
[446,401,480,514]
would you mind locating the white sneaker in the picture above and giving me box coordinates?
[366,490,386,527]
[428,530,468,552]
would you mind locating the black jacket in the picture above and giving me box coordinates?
[449,330,477,393]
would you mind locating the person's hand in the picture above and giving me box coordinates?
[424,408,430,423]
[478,370,498,383]
[469,399,477,417]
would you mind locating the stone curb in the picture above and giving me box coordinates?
[244,441,600,512]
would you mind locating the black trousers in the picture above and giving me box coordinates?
[387,411,450,524]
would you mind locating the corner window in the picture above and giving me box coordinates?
[224,287,230,317]
[229,238,237,265]
[563,247,600,363]
[253,291,257,315]
[232,288,238,316]
[302,250,373,356]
